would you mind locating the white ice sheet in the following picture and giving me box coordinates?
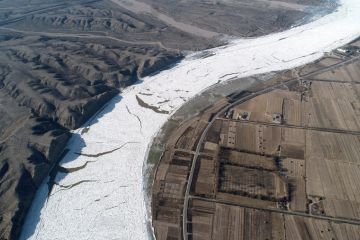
[21,1,360,239]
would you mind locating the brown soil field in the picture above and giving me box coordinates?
[152,38,360,239]
[0,0,335,238]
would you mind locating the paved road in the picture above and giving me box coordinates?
[189,195,360,226]
[307,78,360,84]
[218,118,360,136]
[182,54,360,240]
[0,27,171,50]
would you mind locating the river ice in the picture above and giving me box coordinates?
[21,0,360,239]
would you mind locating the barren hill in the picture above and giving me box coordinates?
[0,0,335,239]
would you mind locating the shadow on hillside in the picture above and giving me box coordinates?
[20,94,123,239]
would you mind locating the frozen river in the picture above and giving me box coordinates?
[21,0,360,239]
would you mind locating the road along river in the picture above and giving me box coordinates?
[21,0,360,239]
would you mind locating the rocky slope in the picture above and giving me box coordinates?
[0,0,336,239]
[0,36,182,240]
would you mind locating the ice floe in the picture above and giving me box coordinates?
[21,0,360,239]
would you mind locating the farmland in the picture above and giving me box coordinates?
[151,38,360,239]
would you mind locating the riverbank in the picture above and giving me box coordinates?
[150,41,360,238]
[20,0,360,239]
[0,0,330,238]
[143,71,276,239]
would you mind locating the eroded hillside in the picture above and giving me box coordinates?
[0,0,336,239]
